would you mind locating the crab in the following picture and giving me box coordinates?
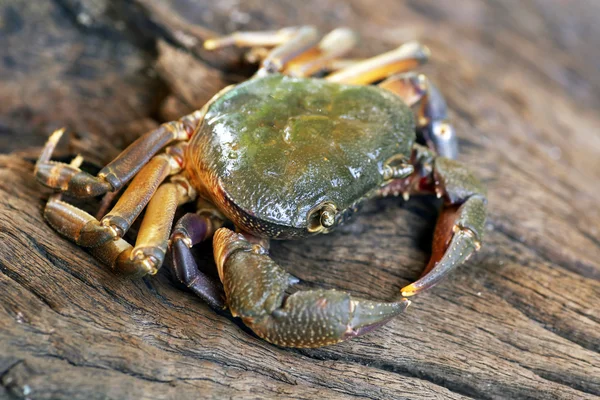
[35,26,487,348]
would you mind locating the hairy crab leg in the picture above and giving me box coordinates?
[212,228,410,348]
[381,144,487,297]
[379,73,458,159]
[169,211,226,310]
[35,111,203,197]
[325,41,430,85]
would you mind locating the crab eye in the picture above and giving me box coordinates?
[382,154,414,181]
[307,202,337,232]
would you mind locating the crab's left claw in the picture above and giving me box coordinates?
[213,228,409,348]
[400,153,487,297]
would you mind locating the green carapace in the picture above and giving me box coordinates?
[193,74,415,233]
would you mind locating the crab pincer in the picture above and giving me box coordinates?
[213,228,410,347]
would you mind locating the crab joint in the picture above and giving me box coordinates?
[101,219,124,240]
[453,225,482,251]
[132,249,160,275]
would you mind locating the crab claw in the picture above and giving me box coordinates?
[213,228,409,348]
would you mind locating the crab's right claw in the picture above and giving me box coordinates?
[213,228,409,348]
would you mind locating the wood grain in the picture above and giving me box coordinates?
[1,0,599,399]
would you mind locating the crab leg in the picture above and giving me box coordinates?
[203,27,301,50]
[98,145,184,241]
[379,73,458,159]
[39,157,133,274]
[384,145,487,296]
[325,41,430,85]
[41,144,194,277]
[204,26,360,78]
[45,175,194,276]
[127,178,195,275]
[35,111,202,197]
[42,142,186,248]
[283,28,358,77]
[205,26,321,74]
[256,26,320,74]
[168,208,226,310]
[212,228,410,348]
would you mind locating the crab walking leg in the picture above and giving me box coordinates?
[43,144,186,248]
[258,26,320,74]
[42,191,138,274]
[205,26,322,75]
[42,147,193,277]
[204,27,301,50]
[168,210,226,310]
[41,157,137,274]
[99,144,186,240]
[87,180,194,276]
[283,28,358,77]
[400,150,487,297]
[212,228,410,348]
[117,178,195,276]
[35,129,111,196]
[44,175,193,277]
[325,41,430,85]
[35,111,203,197]
[379,73,458,159]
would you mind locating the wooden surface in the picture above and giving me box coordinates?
[1,1,599,399]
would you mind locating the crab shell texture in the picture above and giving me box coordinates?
[186,74,415,238]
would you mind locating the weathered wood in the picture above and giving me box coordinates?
[1,0,599,399]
